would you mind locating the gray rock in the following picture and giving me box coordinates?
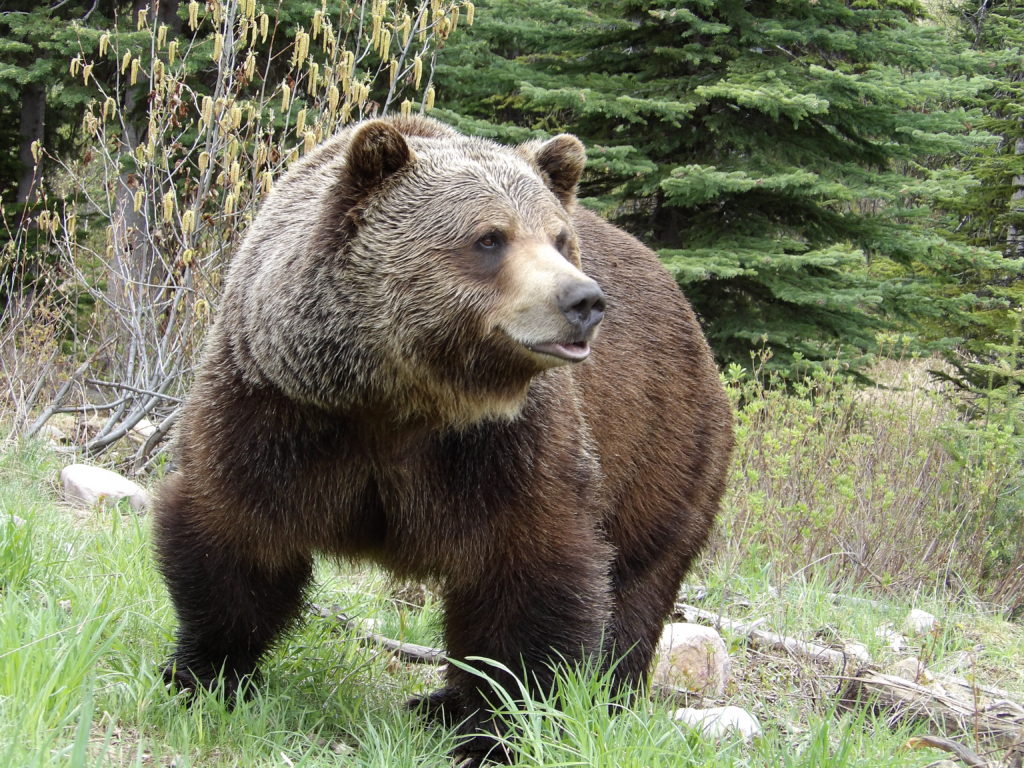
[905,608,937,636]
[653,622,729,696]
[674,705,762,740]
[60,463,149,512]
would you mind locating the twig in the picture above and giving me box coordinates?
[906,734,990,768]
[25,353,100,438]
[19,344,61,422]
[84,379,184,403]
[310,604,446,665]
[134,406,181,472]
[53,397,132,413]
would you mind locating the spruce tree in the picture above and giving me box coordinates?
[938,0,1024,393]
[436,0,1004,376]
[0,2,127,209]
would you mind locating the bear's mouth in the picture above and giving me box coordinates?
[528,340,591,362]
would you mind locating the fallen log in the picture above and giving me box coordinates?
[675,602,856,669]
[311,603,446,665]
[841,668,1024,749]
[675,601,1024,758]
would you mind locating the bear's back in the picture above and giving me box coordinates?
[571,207,732,566]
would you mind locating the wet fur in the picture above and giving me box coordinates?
[154,116,733,764]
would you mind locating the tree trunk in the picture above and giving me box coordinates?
[1007,136,1024,260]
[16,82,45,206]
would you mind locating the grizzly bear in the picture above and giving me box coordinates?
[154,115,732,763]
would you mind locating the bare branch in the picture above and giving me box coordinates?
[84,379,184,404]
[25,353,103,439]
[311,604,447,665]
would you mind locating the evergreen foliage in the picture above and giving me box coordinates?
[937,0,1024,394]
[437,0,1007,375]
[0,2,129,209]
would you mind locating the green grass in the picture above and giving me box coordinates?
[0,363,1021,767]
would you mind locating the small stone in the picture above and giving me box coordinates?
[131,418,157,441]
[905,609,937,636]
[60,464,149,512]
[37,424,67,444]
[891,656,934,685]
[843,641,871,664]
[874,622,909,652]
[674,705,762,740]
[653,623,729,696]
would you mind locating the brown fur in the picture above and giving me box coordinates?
[153,116,733,764]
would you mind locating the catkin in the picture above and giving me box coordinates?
[307,61,319,94]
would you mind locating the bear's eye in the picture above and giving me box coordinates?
[476,232,504,251]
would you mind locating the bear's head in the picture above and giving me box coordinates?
[230,116,605,427]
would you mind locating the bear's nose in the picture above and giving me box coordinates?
[557,279,606,335]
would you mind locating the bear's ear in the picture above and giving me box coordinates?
[345,119,415,198]
[321,120,415,251]
[525,134,587,207]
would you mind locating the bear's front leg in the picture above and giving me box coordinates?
[438,524,613,765]
[154,474,313,699]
